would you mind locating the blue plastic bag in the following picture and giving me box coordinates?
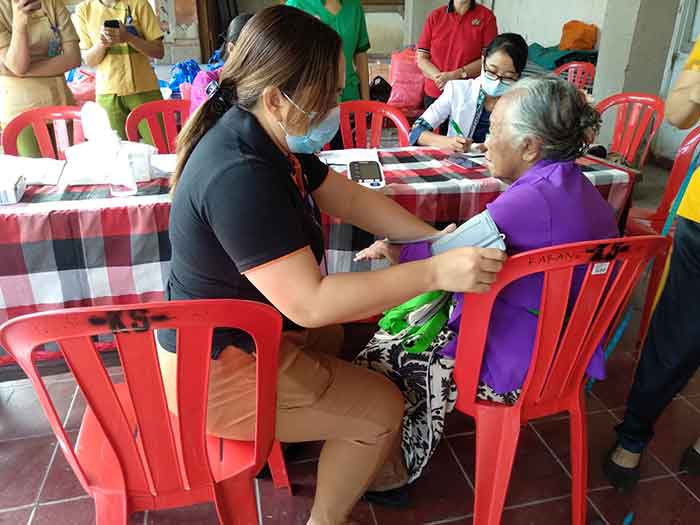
[204,49,224,71]
[168,59,201,96]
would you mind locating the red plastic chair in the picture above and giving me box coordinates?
[125,99,191,154]
[554,62,596,91]
[625,127,700,347]
[627,126,700,235]
[452,236,669,525]
[0,299,291,524]
[1,106,84,160]
[340,100,410,149]
[595,93,664,171]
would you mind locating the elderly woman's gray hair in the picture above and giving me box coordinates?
[505,76,601,161]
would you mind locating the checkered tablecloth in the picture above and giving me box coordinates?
[0,179,171,365]
[323,147,633,274]
[0,148,631,366]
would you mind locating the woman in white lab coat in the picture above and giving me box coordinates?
[409,33,528,152]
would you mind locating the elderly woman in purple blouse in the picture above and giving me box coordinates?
[355,76,619,504]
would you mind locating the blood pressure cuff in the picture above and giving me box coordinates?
[430,209,506,255]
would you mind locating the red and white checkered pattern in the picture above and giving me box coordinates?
[0,148,631,366]
[323,147,632,274]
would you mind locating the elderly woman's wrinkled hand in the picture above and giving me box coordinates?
[354,240,402,265]
[354,224,457,265]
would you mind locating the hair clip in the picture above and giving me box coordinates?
[205,80,221,99]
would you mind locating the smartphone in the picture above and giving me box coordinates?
[348,160,384,189]
[104,19,120,28]
[445,154,480,169]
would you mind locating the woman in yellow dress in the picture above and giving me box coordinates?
[0,0,81,156]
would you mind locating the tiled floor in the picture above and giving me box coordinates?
[2,323,700,525]
[3,164,699,525]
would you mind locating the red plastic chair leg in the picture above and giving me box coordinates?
[214,474,259,525]
[94,491,129,525]
[268,440,292,495]
[472,407,521,525]
[569,391,589,525]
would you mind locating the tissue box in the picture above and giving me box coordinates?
[117,142,156,182]
[0,174,27,205]
[63,142,115,185]
[63,141,157,185]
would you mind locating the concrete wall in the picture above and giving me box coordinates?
[366,12,405,54]
[405,0,445,44]
[493,0,607,46]
[593,0,680,144]
[237,0,278,12]
[237,1,404,54]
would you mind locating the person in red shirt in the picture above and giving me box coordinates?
[416,0,497,132]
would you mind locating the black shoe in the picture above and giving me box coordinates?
[603,444,641,491]
[362,485,410,508]
[680,445,700,475]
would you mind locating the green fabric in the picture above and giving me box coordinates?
[527,43,597,71]
[285,0,370,102]
[379,291,450,354]
[13,123,74,158]
[96,89,163,142]
[105,46,139,55]
[15,127,42,158]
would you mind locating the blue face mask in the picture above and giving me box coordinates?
[279,93,340,154]
[481,67,514,98]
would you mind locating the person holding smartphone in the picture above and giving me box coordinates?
[0,0,81,156]
[74,0,164,141]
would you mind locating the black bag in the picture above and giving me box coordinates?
[369,76,392,103]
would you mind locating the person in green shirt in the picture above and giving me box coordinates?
[286,0,370,148]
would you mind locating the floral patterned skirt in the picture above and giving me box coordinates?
[354,326,520,482]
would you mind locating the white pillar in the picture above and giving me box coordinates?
[593,0,680,142]
[404,0,445,46]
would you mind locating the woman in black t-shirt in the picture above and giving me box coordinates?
[158,6,505,524]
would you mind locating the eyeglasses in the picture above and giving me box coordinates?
[283,92,317,120]
[483,66,519,86]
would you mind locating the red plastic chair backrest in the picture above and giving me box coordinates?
[340,100,411,149]
[554,62,596,91]
[652,126,700,222]
[595,92,665,170]
[125,99,191,154]
[1,106,85,160]
[0,299,281,501]
[453,236,669,418]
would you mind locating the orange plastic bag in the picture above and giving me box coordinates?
[387,48,424,109]
[560,20,598,51]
